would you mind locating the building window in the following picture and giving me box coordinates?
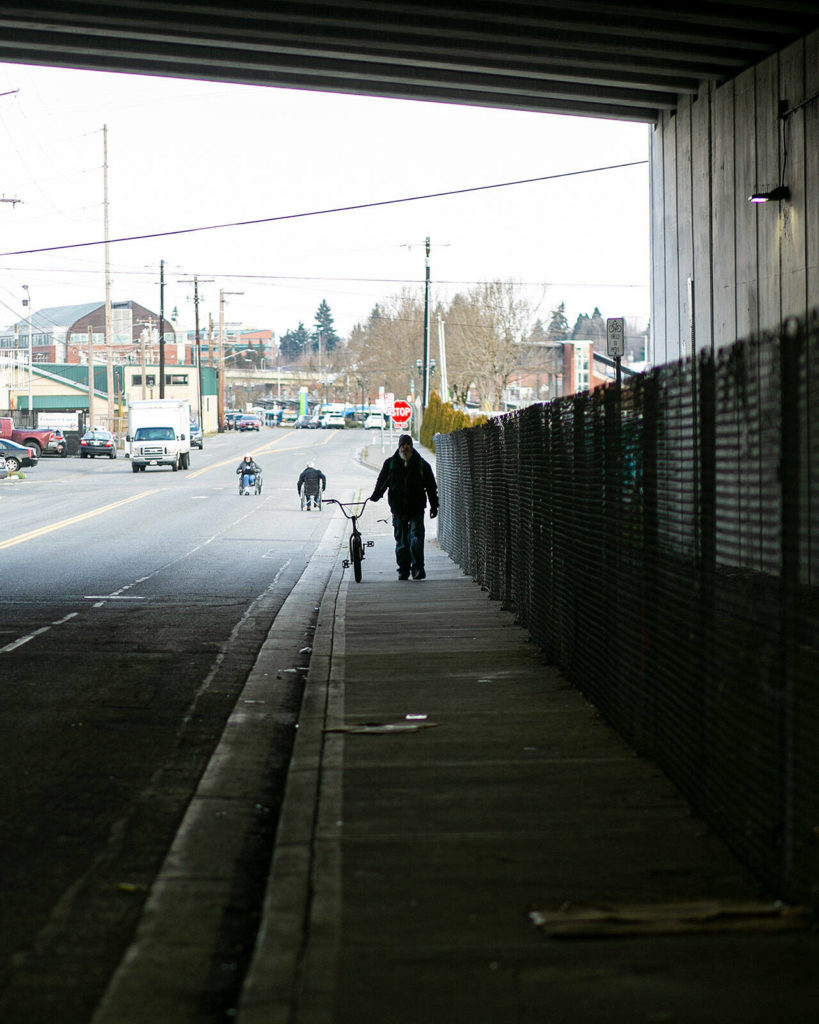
[132,374,157,386]
[166,373,188,385]
[574,345,590,391]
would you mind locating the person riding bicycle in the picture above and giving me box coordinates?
[236,454,261,493]
[370,434,438,580]
[297,460,326,510]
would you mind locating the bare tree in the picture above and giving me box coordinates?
[443,280,533,409]
[346,289,426,400]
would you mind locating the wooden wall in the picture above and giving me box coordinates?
[650,29,819,361]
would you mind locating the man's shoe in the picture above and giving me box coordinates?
[398,572,410,580]
[411,569,426,580]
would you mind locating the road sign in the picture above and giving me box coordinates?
[391,400,412,426]
[606,317,625,357]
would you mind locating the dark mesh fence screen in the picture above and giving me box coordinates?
[435,311,819,904]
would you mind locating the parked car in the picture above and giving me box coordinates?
[225,411,241,430]
[237,415,261,431]
[364,414,387,430]
[294,414,318,429]
[80,429,117,459]
[189,421,204,449]
[321,411,347,429]
[0,438,39,471]
[0,455,8,481]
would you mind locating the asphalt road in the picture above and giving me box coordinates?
[0,425,374,1024]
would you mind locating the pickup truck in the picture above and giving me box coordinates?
[0,417,61,458]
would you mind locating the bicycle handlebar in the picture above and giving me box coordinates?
[323,497,369,519]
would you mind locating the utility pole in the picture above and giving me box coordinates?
[87,325,95,429]
[159,260,166,397]
[21,284,32,421]
[179,275,213,431]
[422,236,431,409]
[218,288,243,431]
[103,125,115,432]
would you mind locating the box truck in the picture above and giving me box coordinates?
[127,399,191,472]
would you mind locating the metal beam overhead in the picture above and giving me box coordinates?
[0,2,816,121]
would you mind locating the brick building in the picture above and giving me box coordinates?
[0,301,178,364]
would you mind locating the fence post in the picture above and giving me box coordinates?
[779,317,801,895]
[696,348,716,791]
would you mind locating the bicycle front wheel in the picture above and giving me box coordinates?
[351,534,363,582]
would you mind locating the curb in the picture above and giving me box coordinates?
[90,513,349,1024]
[237,541,348,1024]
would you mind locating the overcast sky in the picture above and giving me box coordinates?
[0,62,650,341]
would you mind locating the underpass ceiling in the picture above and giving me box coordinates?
[0,2,817,122]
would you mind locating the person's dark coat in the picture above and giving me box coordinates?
[371,449,438,518]
[297,465,326,495]
[237,458,260,477]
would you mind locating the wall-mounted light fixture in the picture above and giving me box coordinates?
[748,185,791,203]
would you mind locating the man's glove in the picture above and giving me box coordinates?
[430,507,438,519]
[369,493,379,502]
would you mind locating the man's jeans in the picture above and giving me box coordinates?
[393,514,425,575]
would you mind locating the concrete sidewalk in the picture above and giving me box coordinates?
[239,508,819,1024]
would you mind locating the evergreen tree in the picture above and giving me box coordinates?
[546,302,570,341]
[571,308,607,354]
[527,318,548,345]
[279,322,310,362]
[312,298,340,353]
[571,313,591,339]
[589,307,607,353]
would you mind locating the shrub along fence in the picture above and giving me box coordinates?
[434,311,819,905]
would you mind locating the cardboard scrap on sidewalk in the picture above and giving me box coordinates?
[528,899,812,938]
[325,720,438,734]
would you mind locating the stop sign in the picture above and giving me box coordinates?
[391,400,412,426]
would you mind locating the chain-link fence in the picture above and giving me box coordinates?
[435,311,819,905]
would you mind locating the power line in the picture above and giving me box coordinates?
[0,160,647,257]
[0,264,649,289]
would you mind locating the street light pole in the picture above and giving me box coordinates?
[159,259,166,398]
[103,124,115,432]
[218,288,244,431]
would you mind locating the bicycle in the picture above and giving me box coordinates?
[323,498,374,582]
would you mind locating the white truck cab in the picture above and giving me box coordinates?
[127,399,191,472]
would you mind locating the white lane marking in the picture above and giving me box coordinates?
[1,612,80,654]
[1,626,50,653]
[51,612,79,626]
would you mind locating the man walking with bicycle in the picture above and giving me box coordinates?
[370,433,438,581]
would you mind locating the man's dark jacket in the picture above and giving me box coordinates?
[297,466,326,495]
[371,449,438,518]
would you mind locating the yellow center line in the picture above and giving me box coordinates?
[186,431,333,479]
[0,489,157,550]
